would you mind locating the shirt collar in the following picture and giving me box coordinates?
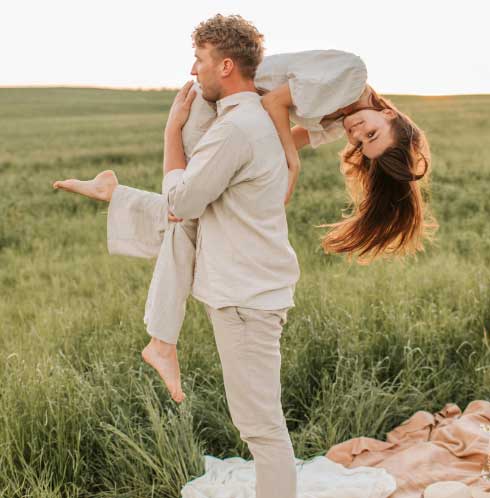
[216,91,261,117]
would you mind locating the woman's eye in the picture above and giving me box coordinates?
[367,131,375,138]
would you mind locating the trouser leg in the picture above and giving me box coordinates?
[181,82,217,162]
[105,85,216,259]
[106,184,198,344]
[206,305,297,498]
[144,219,197,344]
[106,84,216,342]
[106,184,168,259]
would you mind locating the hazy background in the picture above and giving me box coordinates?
[2,0,489,94]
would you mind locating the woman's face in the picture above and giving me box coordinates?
[343,108,397,159]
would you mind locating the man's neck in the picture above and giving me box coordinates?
[218,80,258,100]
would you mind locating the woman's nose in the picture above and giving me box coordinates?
[351,128,361,140]
[347,133,358,145]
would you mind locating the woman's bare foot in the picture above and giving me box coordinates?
[52,169,118,202]
[141,338,186,403]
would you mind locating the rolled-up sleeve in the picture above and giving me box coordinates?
[307,121,345,149]
[162,121,252,220]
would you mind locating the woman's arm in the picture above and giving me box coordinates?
[261,83,310,205]
[291,125,310,150]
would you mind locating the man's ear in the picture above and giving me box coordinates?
[222,58,235,77]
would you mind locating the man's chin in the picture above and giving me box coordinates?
[200,86,221,103]
[202,92,219,103]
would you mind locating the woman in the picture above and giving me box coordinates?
[53,49,437,403]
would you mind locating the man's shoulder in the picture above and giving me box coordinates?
[223,101,278,144]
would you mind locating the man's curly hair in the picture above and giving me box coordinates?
[192,14,265,80]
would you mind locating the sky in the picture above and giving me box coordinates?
[2,0,489,95]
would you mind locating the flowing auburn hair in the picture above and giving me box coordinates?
[320,89,438,264]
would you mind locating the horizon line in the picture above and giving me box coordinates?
[1,84,489,98]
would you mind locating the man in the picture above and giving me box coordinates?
[162,16,300,497]
[54,14,300,498]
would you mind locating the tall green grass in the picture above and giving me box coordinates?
[1,88,489,497]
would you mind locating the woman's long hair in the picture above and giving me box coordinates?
[320,89,438,263]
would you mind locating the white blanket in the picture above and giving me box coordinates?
[181,454,397,498]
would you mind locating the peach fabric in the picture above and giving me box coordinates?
[326,401,490,498]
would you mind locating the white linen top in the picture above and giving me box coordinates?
[254,49,368,148]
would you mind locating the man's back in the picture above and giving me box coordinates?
[163,91,300,311]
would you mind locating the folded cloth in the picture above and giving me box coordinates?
[424,480,490,498]
[326,400,490,498]
[181,454,396,498]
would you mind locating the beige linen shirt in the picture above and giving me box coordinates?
[162,91,300,311]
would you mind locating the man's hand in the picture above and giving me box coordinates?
[165,81,197,133]
[168,211,183,223]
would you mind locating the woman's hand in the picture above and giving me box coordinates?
[284,148,301,205]
[165,81,197,133]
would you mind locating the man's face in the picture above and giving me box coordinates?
[190,43,223,102]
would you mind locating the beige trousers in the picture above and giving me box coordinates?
[205,304,297,498]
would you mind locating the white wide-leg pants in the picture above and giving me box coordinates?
[107,83,215,343]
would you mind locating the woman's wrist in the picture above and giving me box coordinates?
[285,146,301,169]
[164,123,182,139]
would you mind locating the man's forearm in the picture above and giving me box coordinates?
[163,125,186,175]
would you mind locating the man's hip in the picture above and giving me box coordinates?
[205,305,290,439]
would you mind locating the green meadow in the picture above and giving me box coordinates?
[1,88,489,497]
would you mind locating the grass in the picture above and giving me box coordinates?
[1,88,489,497]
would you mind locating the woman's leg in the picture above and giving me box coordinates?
[106,183,168,259]
[53,172,169,259]
[54,173,194,402]
[53,84,216,254]
[105,83,216,258]
[92,181,197,403]
[112,86,217,401]
[52,85,217,403]
[52,169,118,201]
[181,82,217,161]
[141,219,197,403]
[143,220,197,343]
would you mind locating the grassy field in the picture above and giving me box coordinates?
[1,87,489,497]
